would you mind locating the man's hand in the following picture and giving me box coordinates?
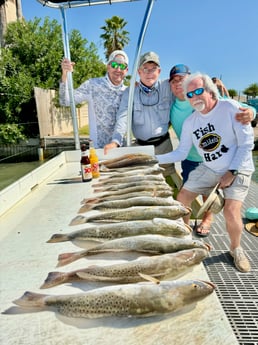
[61,58,75,82]
[104,142,119,155]
[235,107,253,125]
[219,171,236,189]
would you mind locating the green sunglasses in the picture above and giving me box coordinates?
[110,61,127,71]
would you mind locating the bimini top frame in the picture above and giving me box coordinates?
[37,0,156,149]
[37,0,140,9]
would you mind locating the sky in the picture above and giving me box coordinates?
[21,0,258,95]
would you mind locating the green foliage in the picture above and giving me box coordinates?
[0,124,26,144]
[243,83,258,99]
[100,15,130,60]
[228,89,238,98]
[0,17,106,143]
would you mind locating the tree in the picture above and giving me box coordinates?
[0,17,106,143]
[243,83,258,100]
[228,89,238,99]
[100,15,129,60]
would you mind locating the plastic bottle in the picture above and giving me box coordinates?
[80,144,92,182]
[89,146,100,178]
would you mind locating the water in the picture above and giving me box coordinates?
[0,161,46,190]
[0,152,257,191]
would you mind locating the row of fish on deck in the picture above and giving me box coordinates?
[11,153,216,319]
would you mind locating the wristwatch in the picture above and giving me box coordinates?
[229,170,238,176]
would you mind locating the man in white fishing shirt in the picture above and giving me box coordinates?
[157,72,254,273]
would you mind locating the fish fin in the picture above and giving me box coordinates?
[138,273,160,284]
[46,234,69,243]
[40,271,67,289]
[69,215,87,226]
[13,291,48,308]
[57,251,85,267]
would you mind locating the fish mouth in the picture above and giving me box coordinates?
[201,280,216,289]
[204,243,212,251]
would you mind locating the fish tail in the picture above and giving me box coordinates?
[69,215,87,226]
[77,204,93,213]
[46,234,69,243]
[13,291,48,308]
[57,251,84,267]
[93,187,104,193]
[81,198,100,204]
[40,271,67,289]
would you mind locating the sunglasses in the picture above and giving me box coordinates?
[110,61,127,70]
[186,87,205,99]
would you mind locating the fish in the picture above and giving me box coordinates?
[93,180,168,193]
[47,218,192,243]
[92,174,165,187]
[40,248,208,288]
[78,196,182,213]
[82,185,173,202]
[100,165,164,175]
[13,279,215,318]
[56,235,210,267]
[82,189,174,205]
[70,205,191,225]
[100,153,158,169]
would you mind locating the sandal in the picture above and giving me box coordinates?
[195,223,210,237]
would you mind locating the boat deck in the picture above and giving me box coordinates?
[0,147,257,345]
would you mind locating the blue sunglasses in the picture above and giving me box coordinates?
[186,87,204,99]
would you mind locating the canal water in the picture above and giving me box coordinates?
[0,152,257,191]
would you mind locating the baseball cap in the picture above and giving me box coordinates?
[139,52,160,67]
[169,64,190,81]
[107,50,129,65]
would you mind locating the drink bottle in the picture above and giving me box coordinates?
[80,144,92,182]
[89,147,100,178]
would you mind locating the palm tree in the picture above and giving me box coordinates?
[100,15,130,60]
[243,83,258,100]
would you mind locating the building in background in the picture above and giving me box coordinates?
[0,0,22,46]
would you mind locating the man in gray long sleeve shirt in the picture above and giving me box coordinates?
[104,51,177,181]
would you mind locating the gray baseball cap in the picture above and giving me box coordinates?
[139,52,160,67]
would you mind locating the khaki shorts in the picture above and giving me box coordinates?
[184,164,252,202]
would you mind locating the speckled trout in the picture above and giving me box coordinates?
[70,205,191,225]
[100,153,158,169]
[57,235,210,267]
[82,189,173,204]
[92,174,165,187]
[100,165,164,175]
[78,196,182,213]
[13,279,215,318]
[40,248,208,289]
[47,218,192,243]
[93,180,168,193]
[82,185,173,202]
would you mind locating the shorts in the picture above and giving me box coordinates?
[184,164,252,202]
[181,159,201,183]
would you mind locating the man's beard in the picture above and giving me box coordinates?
[192,101,205,112]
